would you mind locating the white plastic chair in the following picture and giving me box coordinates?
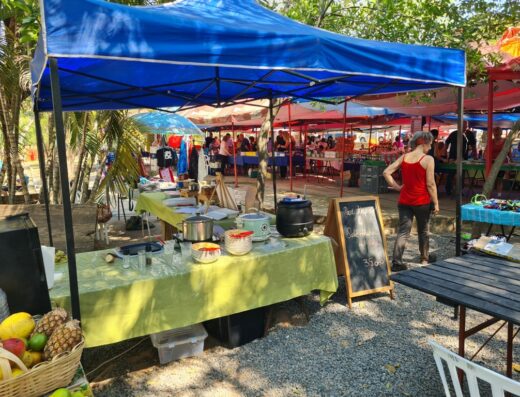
[429,340,520,397]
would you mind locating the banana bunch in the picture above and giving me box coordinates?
[55,250,67,264]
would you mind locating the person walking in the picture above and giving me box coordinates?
[383,131,439,272]
[218,134,232,175]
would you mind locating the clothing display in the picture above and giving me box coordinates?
[156,147,177,168]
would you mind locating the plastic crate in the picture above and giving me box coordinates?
[150,324,208,365]
[360,175,388,194]
[360,163,386,177]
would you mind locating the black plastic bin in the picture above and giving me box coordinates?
[204,307,266,348]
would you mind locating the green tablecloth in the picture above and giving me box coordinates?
[437,162,520,172]
[50,234,338,347]
[134,191,246,230]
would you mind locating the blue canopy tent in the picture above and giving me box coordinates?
[31,0,466,320]
[434,113,520,129]
[299,101,394,118]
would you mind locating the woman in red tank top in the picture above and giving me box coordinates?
[383,131,439,272]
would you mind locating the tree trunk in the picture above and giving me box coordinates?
[88,153,106,203]
[41,115,55,203]
[80,153,94,203]
[7,132,29,203]
[70,113,89,202]
[51,147,61,204]
[471,121,520,237]
[256,98,283,208]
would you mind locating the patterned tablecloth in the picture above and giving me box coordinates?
[461,204,520,227]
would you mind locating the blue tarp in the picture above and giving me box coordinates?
[132,112,203,135]
[298,101,394,118]
[32,0,465,112]
[434,113,520,128]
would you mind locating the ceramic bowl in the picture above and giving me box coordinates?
[224,229,253,256]
[191,242,221,263]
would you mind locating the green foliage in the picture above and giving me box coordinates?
[264,0,520,82]
[0,0,39,47]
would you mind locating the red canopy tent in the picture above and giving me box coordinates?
[486,58,520,174]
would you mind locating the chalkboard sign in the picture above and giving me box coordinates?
[324,196,393,307]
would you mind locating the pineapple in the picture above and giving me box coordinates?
[43,320,82,360]
[33,308,69,337]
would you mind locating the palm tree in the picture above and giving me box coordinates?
[0,21,32,203]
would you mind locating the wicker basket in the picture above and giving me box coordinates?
[0,340,84,397]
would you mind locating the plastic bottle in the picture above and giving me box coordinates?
[0,288,10,322]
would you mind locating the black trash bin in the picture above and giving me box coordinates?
[204,307,266,348]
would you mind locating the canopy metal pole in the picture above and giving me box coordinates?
[34,110,53,247]
[486,79,494,176]
[368,121,373,153]
[340,99,348,197]
[456,87,464,257]
[49,58,81,321]
[232,122,238,187]
[303,125,308,179]
[269,97,277,210]
[288,102,293,192]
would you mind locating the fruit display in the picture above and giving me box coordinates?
[44,320,82,360]
[55,250,68,264]
[0,309,83,384]
[0,312,35,340]
[33,308,69,338]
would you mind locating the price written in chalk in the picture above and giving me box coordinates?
[363,257,386,268]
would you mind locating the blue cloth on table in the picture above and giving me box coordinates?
[229,155,304,167]
[461,204,520,227]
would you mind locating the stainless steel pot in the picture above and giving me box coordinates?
[180,213,214,242]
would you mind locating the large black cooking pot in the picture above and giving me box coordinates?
[276,198,313,237]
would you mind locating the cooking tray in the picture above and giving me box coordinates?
[117,242,163,256]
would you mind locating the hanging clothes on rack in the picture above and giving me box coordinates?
[178,136,188,175]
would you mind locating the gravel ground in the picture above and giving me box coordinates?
[88,233,519,397]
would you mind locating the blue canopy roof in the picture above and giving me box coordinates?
[132,112,203,135]
[32,0,466,112]
[298,101,394,118]
[434,113,520,129]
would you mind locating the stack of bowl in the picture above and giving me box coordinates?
[191,242,221,263]
[225,229,254,255]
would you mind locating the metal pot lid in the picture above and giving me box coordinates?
[240,213,269,220]
[185,213,213,223]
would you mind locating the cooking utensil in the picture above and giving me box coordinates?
[236,210,271,242]
[179,212,214,242]
[276,197,313,237]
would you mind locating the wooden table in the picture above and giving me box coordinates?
[391,254,520,378]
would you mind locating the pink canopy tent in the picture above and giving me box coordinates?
[354,81,520,116]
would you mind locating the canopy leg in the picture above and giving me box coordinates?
[269,97,277,210]
[34,110,53,247]
[49,58,81,321]
[340,99,348,197]
[456,87,464,257]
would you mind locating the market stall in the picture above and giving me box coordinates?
[50,236,338,347]
[31,0,466,324]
